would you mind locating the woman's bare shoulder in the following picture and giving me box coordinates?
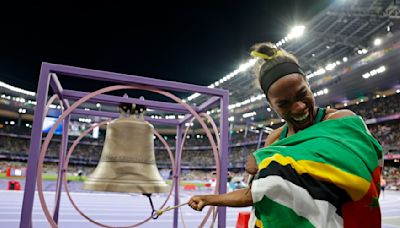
[264,126,284,147]
[324,108,356,120]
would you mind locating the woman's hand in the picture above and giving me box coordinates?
[188,188,253,211]
[188,195,211,211]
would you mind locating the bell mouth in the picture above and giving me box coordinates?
[83,162,169,194]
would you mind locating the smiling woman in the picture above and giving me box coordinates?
[250,43,359,140]
[188,42,384,228]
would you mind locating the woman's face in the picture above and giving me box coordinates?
[267,73,316,131]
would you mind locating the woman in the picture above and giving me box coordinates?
[188,43,383,227]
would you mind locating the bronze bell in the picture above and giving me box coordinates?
[83,113,169,194]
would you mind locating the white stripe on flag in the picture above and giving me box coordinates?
[252,175,343,228]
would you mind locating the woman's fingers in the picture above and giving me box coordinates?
[188,196,205,211]
[197,200,205,211]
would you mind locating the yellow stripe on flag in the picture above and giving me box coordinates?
[258,153,370,201]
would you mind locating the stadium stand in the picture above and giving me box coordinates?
[0,93,399,172]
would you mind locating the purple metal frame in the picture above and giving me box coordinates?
[20,62,230,228]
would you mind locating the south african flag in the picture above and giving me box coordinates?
[250,116,383,228]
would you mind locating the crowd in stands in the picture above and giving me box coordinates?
[0,93,399,172]
[369,121,400,147]
[348,93,400,120]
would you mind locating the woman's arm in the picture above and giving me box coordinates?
[188,187,253,211]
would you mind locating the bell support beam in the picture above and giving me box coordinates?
[45,62,227,97]
[49,73,70,109]
[73,108,181,126]
[218,91,229,228]
[20,64,51,228]
[179,96,221,125]
[62,89,196,114]
[173,125,183,228]
[52,114,70,224]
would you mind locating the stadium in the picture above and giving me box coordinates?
[0,0,400,227]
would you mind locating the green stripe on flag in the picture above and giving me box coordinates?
[255,196,315,228]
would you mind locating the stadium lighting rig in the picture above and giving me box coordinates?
[313,88,329,97]
[362,66,386,79]
[242,111,257,118]
[186,25,306,104]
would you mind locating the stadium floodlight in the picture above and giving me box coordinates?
[187,92,201,101]
[78,118,92,123]
[287,25,305,39]
[306,68,326,80]
[374,38,382,46]
[237,59,257,72]
[396,89,400,94]
[362,49,368,54]
[376,66,386,73]
[242,111,256,118]
[363,65,386,79]
[187,58,257,102]
[325,63,336,71]
[316,68,326,75]
[313,88,329,97]
[362,73,371,79]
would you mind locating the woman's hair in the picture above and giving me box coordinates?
[251,42,303,96]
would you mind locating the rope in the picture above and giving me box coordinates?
[154,202,188,217]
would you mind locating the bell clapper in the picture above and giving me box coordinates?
[143,193,188,219]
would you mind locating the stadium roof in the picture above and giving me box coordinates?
[189,0,400,118]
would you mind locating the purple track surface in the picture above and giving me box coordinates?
[0,189,399,227]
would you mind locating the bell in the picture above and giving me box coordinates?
[83,114,169,193]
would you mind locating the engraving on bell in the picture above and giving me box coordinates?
[83,115,169,193]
